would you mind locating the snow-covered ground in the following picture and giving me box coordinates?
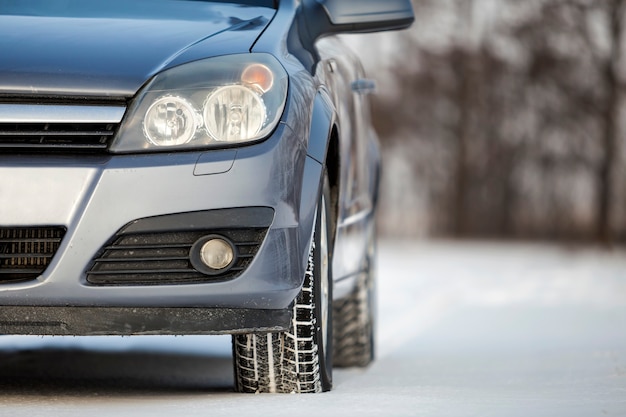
[1,240,625,416]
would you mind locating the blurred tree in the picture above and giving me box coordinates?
[598,0,624,244]
[508,0,625,243]
[364,0,626,241]
[451,0,474,237]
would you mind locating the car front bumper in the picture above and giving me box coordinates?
[0,123,323,334]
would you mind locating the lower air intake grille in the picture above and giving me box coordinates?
[86,228,268,286]
[0,227,66,282]
[87,208,274,286]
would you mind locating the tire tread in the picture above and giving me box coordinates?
[233,246,322,393]
[333,271,374,367]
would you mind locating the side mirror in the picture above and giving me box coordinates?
[300,0,414,43]
[319,0,414,32]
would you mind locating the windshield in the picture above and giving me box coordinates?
[188,0,275,6]
[0,0,277,16]
[219,0,274,5]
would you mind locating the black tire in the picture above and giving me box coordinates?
[232,173,333,393]
[332,221,375,368]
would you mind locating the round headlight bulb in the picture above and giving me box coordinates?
[199,238,235,271]
[203,85,266,142]
[143,96,198,146]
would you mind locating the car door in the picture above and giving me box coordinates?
[316,36,380,284]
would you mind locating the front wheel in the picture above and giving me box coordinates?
[232,173,333,393]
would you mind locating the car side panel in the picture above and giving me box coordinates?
[315,37,380,290]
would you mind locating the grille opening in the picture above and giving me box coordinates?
[0,227,66,282]
[0,122,118,151]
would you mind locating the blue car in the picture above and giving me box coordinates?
[0,0,413,393]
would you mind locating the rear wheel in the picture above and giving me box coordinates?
[232,174,333,393]
[332,222,376,367]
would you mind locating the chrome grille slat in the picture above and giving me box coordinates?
[0,131,115,136]
[0,143,108,150]
[0,104,126,123]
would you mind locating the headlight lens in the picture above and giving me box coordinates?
[203,85,266,142]
[110,54,288,153]
[144,96,198,146]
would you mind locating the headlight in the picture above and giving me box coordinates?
[110,54,288,153]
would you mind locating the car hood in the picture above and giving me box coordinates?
[0,1,275,98]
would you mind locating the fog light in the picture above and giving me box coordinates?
[190,235,238,276]
[200,238,234,270]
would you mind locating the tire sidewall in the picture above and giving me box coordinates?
[314,172,333,391]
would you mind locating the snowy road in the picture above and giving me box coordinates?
[1,240,626,416]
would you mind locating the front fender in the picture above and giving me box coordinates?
[306,90,336,164]
[294,90,337,286]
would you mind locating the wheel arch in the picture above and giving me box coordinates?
[305,90,341,245]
